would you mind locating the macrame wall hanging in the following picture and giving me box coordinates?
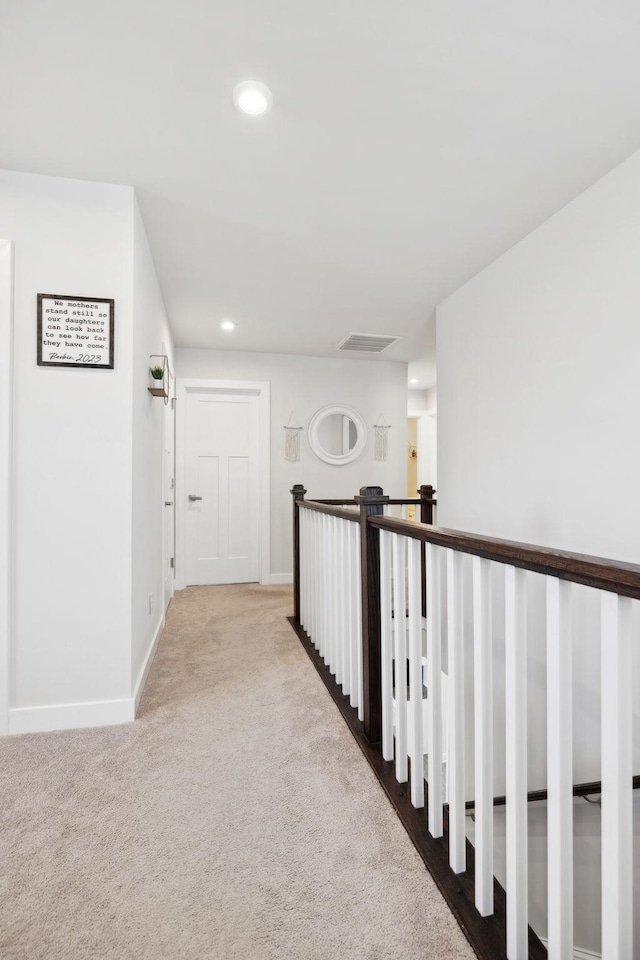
[284,412,303,462]
[374,414,391,461]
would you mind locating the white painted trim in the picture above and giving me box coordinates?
[175,378,271,588]
[538,938,601,960]
[133,614,165,712]
[0,240,14,736]
[8,698,135,735]
[7,607,165,734]
[409,406,437,418]
[266,573,293,585]
[162,338,176,611]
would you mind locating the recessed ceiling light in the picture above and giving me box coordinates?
[233,81,272,116]
[220,319,236,332]
[409,378,420,384]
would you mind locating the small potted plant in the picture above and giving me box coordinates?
[148,362,168,398]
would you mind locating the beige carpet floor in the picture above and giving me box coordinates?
[0,584,475,960]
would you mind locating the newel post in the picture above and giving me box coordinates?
[355,485,389,746]
[291,484,307,625]
[419,484,435,525]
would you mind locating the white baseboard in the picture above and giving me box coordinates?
[7,614,167,735]
[264,573,293,585]
[176,575,292,589]
[8,697,135,735]
[539,938,600,959]
[133,614,165,713]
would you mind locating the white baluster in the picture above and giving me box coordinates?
[505,565,528,959]
[601,591,633,960]
[331,516,339,681]
[317,511,323,647]
[325,516,333,670]
[447,548,465,873]
[408,537,424,808]
[307,508,312,633]
[299,507,305,628]
[312,511,319,644]
[546,576,572,959]
[401,503,407,521]
[305,510,312,638]
[333,517,340,679]
[328,515,336,673]
[348,522,358,709]
[315,512,322,654]
[304,508,310,631]
[426,542,443,838]
[338,519,347,690]
[340,520,350,697]
[473,555,493,915]
[304,508,310,630]
[355,523,364,721]
[392,533,408,783]
[320,513,328,660]
[380,530,394,762]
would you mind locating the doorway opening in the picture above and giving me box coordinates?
[407,416,418,520]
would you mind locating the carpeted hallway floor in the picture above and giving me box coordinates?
[0,584,475,960]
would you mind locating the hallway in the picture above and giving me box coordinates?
[0,585,473,960]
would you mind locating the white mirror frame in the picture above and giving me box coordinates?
[308,404,367,466]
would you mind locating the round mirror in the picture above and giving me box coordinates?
[308,405,367,465]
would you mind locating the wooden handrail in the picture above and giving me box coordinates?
[315,497,436,506]
[315,499,358,505]
[298,499,360,523]
[298,498,437,521]
[369,515,640,600]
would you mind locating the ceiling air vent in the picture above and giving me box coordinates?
[337,332,401,353]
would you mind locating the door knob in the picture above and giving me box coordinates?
[164,501,174,506]
[188,494,203,501]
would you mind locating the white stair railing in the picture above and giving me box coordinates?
[299,503,363,718]
[372,513,640,960]
[293,484,638,960]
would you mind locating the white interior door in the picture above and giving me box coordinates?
[184,391,260,585]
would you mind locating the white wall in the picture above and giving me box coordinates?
[1,169,172,733]
[175,349,408,578]
[131,199,175,693]
[0,240,14,734]
[437,149,640,558]
[437,150,640,954]
[408,387,437,412]
[0,170,135,731]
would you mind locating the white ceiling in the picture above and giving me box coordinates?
[3,0,640,388]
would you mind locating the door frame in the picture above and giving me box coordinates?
[175,378,271,589]
[162,349,176,611]
[0,241,14,735]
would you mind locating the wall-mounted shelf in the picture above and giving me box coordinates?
[148,354,170,403]
[148,384,168,398]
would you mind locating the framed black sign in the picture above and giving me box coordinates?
[37,294,115,369]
